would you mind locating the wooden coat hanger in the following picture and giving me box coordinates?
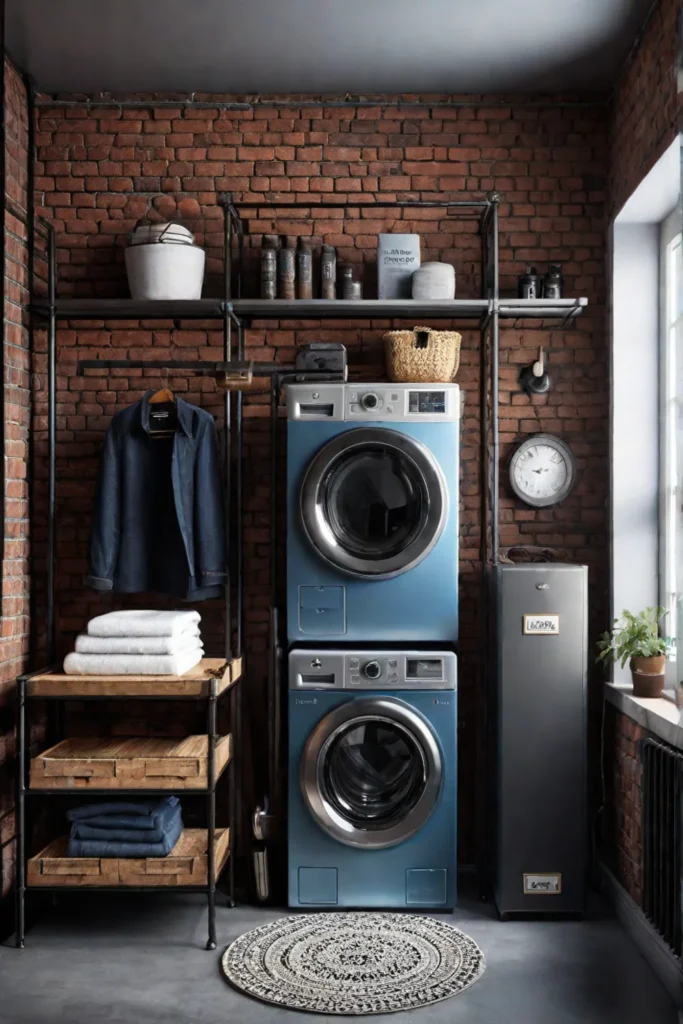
[148,370,177,438]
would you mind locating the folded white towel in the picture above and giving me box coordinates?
[87,610,201,638]
[63,647,204,677]
[75,630,202,656]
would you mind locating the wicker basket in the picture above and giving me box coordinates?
[384,327,461,383]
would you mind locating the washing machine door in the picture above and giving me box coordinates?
[300,427,447,579]
[300,696,443,849]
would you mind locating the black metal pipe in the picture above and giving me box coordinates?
[77,358,343,378]
[234,199,489,210]
[35,97,605,111]
[24,74,37,672]
[267,380,280,814]
[228,685,237,910]
[224,315,232,663]
[15,677,26,947]
[47,225,57,663]
[236,328,244,657]
[490,196,500,565]
[206,680,217,950]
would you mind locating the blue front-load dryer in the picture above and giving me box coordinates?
[288,648,457,909]
[286,383,460,645]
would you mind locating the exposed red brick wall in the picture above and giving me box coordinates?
[609,0,681,216]
[604,704,644,905]
[0,58,31,909]
[31,96,609,868]
[601,0,682,901]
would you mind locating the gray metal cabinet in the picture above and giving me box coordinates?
[495,563,588,916]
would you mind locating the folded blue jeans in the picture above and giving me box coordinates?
[70,802,181,843]
[67,813,183,858]
[67,796,180,830]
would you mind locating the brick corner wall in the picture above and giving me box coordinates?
[602,0,682,899]
[609,0,681,217]
[0,55,31,930]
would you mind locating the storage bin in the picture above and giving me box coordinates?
[125,220,205,300]
[384,327,461,383]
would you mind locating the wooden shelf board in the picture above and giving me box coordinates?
[26,657,240,698]
[30,734,231,791]
[27,828,230,888]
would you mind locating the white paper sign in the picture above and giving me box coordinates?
[523,614,559,635]
[524,873,562,894]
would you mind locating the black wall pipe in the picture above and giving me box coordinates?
[46,224,56,663]
[34,96,606,111]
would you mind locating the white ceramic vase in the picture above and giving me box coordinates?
[411,262,456,300]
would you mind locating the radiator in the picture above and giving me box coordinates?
[641,737,682,954]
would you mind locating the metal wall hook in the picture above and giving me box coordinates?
[520,346,551,396]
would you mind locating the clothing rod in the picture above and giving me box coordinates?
[76,359,345,380]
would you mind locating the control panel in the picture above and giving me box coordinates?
[286,383,461,423]
[289,649,457,691]
[346,384,460,422]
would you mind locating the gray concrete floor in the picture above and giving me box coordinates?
[0,894,677,1024]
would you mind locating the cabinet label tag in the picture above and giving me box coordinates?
[523,614,559,635]
[524,873,562,894]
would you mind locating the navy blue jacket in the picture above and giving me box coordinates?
[86,392,227,601]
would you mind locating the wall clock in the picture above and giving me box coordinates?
[508,434,576,508]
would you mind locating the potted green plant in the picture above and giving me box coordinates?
[597,607,672,698]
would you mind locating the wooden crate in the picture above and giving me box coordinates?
[27,828,230,887]
[26,657,242,698]
[30,734,232,790]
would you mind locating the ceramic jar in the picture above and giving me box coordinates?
[411,262,456,300]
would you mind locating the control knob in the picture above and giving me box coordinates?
[361,392,379,411]
[363,660,382,680]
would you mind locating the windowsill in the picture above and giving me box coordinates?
[604,682,683,751]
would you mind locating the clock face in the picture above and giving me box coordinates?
[509,434,575,508]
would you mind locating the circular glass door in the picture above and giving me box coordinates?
[300,696,443,849]
[300,428,447,579]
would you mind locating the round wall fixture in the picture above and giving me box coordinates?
[508,434,575,508]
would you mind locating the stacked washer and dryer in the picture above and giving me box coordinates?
[286,382,461,909]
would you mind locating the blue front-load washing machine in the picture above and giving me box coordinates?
[288,648,457,909]
[286,383,460,645]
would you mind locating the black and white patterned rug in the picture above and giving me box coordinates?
[220,912,486,1015]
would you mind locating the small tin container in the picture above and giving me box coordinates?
[321,244,337,299]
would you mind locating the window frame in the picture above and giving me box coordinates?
[659,204,682,686]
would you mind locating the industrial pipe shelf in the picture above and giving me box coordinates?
[31,297,231,320]
[232,297,587,321]
[32,295,588,324]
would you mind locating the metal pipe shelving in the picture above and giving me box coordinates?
[17,189,589,937]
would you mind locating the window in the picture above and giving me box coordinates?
[659,204,683,684]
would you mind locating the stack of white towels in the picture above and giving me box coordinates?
[63,610,204,676]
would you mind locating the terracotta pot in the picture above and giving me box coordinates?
[630,655,666,698]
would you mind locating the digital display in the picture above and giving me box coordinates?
[409,391,446,414]
[406,659,443,680]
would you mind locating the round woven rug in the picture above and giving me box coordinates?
[220,912,486,1015]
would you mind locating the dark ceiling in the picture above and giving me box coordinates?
[7,0,655,95]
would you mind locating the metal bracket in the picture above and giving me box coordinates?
[215,362,254,390]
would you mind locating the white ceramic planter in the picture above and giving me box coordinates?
[411,262,456,300]
[125,242,206,300]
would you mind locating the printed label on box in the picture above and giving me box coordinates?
[524,873,562,894]
[523,614,559,635]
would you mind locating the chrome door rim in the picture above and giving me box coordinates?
[300,427,448,580]
[300,696,443,849]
